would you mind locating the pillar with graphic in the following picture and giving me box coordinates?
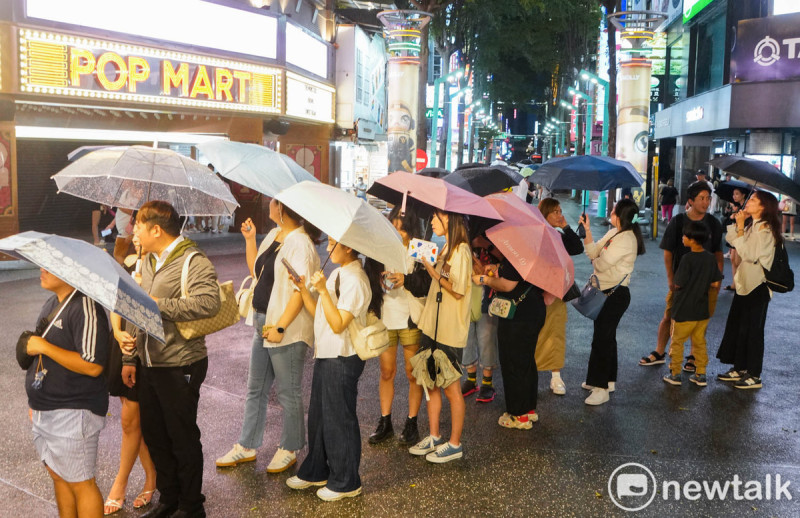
[616,57,652,184]
[378,10,431,174]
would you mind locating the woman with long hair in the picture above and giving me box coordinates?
[408,210,472,463]
[286,238,383,501]
[367,206,426,447]
[579,199,645,406]
[716,190,781,389]
[216,199,320,474]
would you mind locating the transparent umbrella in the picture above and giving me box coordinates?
[52,146,239,216]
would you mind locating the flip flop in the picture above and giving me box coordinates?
[133,489,156,509]
[103,498,124,516]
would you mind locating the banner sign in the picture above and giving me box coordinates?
[285,72,335,123]
[732,13,800,83]
[19,29,281,114]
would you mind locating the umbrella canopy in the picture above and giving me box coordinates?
[444,167,520,196]
[715,179,752,204]
[519,164,540,178]
[0,231,165,342]
[530,155,643,191]
[52,146,239,216]
[367,172,503,220]
[709,155,800,202]
[196,140,318,197]
[275,181,408,273]
[484,192,575,299]
[416,167,450,179]
[67,145,113,161]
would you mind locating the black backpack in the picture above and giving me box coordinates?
[762,241,794,293]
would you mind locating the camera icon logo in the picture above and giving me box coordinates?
[609,463,657,512]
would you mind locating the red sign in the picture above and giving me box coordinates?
[416,149,428,171]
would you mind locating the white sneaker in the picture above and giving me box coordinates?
[266,448,296,473]
[581,381,615,392]
[585,387,610,406]
[316,486,362,501]
[550,377,566,395]
[215,444,256,467]
[286,476,326,490]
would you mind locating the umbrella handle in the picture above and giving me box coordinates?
[400,191,408,217]
[320,242,337,271]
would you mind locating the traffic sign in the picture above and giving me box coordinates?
[416,149,428,171]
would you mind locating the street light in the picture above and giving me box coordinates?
[549,118,568,156]
[568,86,594,157]
[579,69,609,157]
[431,67,465,167]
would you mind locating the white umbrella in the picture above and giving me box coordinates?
[275,181,408,273]
[52,145,239,216]
[196,140,318,197]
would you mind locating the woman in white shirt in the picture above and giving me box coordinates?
[286,237,382,502]
[579,199,645,406]
[408,210,472,464]
[717,190,781,390]
[215,200,320,474]
[368,206,427,447]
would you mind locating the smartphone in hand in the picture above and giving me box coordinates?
[282,258,301,283]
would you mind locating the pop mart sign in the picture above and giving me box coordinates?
[19,29,281,114]
[684,0,715,23]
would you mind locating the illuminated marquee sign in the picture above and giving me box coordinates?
[285,72,334,123]
[19,30,281,114]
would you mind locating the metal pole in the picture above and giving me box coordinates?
[431,77,442,167]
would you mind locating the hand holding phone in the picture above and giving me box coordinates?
[282,258,301,283]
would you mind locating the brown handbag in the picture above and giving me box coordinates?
[174,251,240,340]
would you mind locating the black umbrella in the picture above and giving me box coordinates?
[530,155,643,191]
[444,167,519,196]
[454,162,485,171]
[709,155,800,202]
[715,180,752,204]
[416,167,450,179]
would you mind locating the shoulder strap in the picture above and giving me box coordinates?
[180,251,201,299]
[40,289,79,339]
[335,272,340,299]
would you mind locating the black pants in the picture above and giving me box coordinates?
[297,355,365,492]
[139,358,207,515]
[497,292,546,416]
[717,283,770,377]
[585,286,631,389]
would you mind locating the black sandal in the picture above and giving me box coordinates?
[723,285,735,291]
[683,355,696,373]
[639,351,666,366]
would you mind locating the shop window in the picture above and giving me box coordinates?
[356,49,365,104]
[666,33,689,106]
[693,12,726,95]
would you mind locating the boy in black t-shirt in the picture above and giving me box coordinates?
[663,221,723,387]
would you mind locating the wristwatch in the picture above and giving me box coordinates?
[276,326,285,334]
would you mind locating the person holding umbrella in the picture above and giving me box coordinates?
[716,190,782,389]
[406,210,472,463]
[215,199,321,473]
[21,270,111,518]
[285,237,382,501]
[580,199,646,405]
[721,186,747,291]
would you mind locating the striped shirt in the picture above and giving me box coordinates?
[26,292,110,416]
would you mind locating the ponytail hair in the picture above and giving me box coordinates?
[362,257,385,318]
[614,199,646,256]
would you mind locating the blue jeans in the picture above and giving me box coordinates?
[297,355,365,492]
[462,312,499,370]
[239,312,307,451]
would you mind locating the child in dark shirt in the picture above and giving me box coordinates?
[663,221,723,387]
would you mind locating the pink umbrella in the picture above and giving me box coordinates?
[484,192,575,299]
[367,171,503,220]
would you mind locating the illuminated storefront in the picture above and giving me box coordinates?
[0,0,335,239]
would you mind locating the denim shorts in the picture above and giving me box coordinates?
[32,408,106,482]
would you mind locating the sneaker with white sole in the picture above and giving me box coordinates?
[734,375,762,389]
[215,444,256,467]
[550,377,566,395]
[408,435,445,456]
[584,387,610,406]
[717,369,744,382]
[316,486,362,501]
[663,373,682,386]
[581,381,615,392]
[425,442,463,463]
[286,476,326,490]
[266,448,296,473]
[498,413,533,430]
[689,373,707,387]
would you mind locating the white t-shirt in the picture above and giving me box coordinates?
[114,190,139,238]
[417,242,472,348]
[382,255,419,330]
[313,260,371,359]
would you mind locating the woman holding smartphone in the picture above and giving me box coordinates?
[216,199,320,474]
[286,237,382,501]
[408,210,472,464]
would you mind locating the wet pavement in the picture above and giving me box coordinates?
[2,196,800,517]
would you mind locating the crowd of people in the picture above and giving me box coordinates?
[20,176,787,515]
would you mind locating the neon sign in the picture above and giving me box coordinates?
[19,30,281,114]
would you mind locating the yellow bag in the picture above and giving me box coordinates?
[174,252,240,340]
